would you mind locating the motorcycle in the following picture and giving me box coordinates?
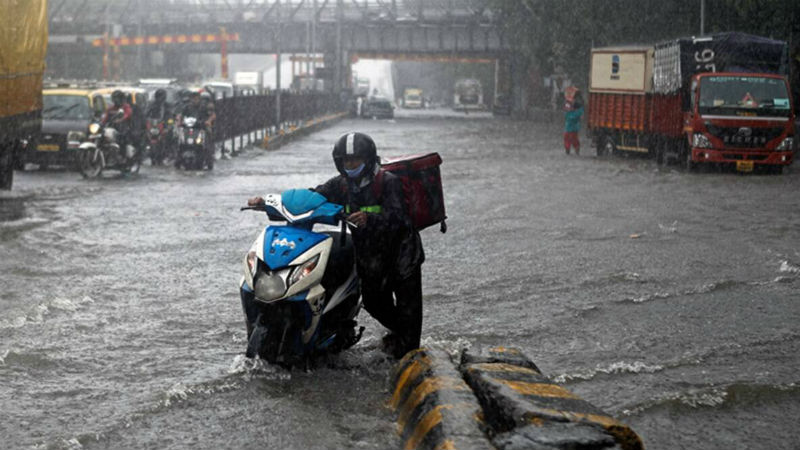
[78,112,142,178]
[176,115,212,170]
[239,189,364,368]
[146,117,175,166]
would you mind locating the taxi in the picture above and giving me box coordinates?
[28,86,107,169]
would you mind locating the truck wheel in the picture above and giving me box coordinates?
[0,148,13,190]
[682,144,696,172]
[598,136,616,157]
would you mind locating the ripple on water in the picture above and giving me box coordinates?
[621,382,800,417]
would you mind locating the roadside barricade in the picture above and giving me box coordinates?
[390,347,643,450]
[390,348,494,450]
[214,91,342,153]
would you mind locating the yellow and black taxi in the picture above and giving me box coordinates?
[28,86,107,169]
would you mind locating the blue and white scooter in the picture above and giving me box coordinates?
[239,189,363,367]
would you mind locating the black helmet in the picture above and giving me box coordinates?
[332,132,378,177]
[154,89,167,102]
[111,90,125,106]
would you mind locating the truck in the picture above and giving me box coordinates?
[453,79,484,111]
[234,71,263,95]
[0,1,48,189]
[403,87,424,108]
[588,33,794,173]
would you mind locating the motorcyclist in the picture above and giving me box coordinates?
[146,89,173,122]
[146,89,175,164]
[101,90,133,153]
[180,91,215,169]
[126,93,146,152]
[247,132,425,359]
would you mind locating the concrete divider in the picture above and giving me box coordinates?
[460,347,644,450]
[389,348,494,450]
[389,347,643,450]
[261,112,348,150]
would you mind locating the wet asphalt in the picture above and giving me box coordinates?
[1,109,799,449]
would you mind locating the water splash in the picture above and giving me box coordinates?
[779,260,800,274]
[0,295,94,329]
[553,360,665,383]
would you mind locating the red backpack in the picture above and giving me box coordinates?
[374,153,447,233]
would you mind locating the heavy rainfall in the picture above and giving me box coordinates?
[1,1,799,449]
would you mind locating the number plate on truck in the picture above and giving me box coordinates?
[37,144,60,152]
[736,160,754,172]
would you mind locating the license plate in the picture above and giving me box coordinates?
[736,160,754,172]
[37,144,60,152]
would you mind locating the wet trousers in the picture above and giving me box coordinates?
[360,266,422,357]
[564,131,580,154]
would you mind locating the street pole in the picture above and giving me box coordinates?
[700,0,705,36]
[276,0,282,125]
[312,0,317,77]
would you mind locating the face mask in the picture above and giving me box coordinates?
[345,163,365,178]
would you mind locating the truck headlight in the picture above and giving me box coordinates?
[693,133,712,149]
[776,137,794,151]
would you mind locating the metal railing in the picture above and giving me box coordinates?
[213,90,342,149]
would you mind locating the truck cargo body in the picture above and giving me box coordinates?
[1,0,48,189]
[589,33,794,171]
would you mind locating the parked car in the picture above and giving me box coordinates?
[25,86,107,169]
[363,96,395,119]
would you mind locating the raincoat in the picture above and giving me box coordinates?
[314,171,424,281]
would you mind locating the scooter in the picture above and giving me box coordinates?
[239,189,363,368]
[146,117,175,166]
[175,115,212,170]
[78,111,142,178]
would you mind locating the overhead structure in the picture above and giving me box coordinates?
[47,0,523,111]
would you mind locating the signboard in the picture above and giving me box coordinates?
[590,49,653,94]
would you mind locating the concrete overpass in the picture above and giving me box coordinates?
[47,0,524,109]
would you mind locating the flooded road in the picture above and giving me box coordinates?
[2,113,799,449]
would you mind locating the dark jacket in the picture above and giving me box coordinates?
[146,101,173,121]
[314,171,424,280]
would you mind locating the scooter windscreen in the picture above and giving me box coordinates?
[262,189,343,225]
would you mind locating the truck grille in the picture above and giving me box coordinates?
[706,125,784,149]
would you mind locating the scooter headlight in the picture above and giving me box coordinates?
[88,123,101,135]
[244,250,258,289]
[289,255,319,286]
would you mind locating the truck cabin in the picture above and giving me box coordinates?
[694,74,792,119]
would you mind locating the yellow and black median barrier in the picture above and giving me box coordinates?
[390,347,643,450]
[390,348,495,450]
[261,112,349,150]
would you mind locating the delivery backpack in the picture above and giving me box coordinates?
[374,153,447,233]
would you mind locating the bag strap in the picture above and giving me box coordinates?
[371,168,385,201]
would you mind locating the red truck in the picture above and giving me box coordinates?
[588,33,794,173]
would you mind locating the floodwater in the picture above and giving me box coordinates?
[1,110,799,450]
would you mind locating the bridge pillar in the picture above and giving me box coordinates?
[509,52,530,116]
[494,57,511,105]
